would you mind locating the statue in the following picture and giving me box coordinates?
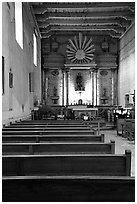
[53,86,57,96]
[102,88,106,97]
[76,72,83,91]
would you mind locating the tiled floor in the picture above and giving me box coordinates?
[100,129,135,176]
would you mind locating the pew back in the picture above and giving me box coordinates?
[2,141,115,155]
[2,129,95,135]
[3,150,131,176]
[2,134,104,143]
[2,175,135,202]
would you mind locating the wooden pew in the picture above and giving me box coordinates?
[123,119,135,141]
[17,120,84,124]
[83,120,106,128]
[3,150,131,176]
[2,175,135,202]
[2,134,105,143]
[7,124,88,128]
[2,140,115,155]
[2,129,95,135]
[3,126,92,131]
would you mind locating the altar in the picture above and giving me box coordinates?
[68,105,98,119]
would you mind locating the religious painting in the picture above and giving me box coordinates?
[9,69,13,88]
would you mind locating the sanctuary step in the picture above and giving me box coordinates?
[2,141,115,155]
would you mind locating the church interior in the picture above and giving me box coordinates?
[2,2,135,202]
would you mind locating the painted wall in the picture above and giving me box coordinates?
[2,3,41,124]
[118,23,135,107]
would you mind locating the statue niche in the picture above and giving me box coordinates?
[75,72,85,91]
[51,86,59,104]
[100,87,108,104]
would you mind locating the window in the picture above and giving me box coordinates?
[2,56,4,95]
[33,33,37,66]
[29,72,34,92]
[15,2,23,49]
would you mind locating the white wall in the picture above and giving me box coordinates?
[118,23,135,107]
[2,3,41,124]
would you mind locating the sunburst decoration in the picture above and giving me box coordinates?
[67,33,95,64]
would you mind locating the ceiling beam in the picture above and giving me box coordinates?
[30,2,135,40]
[33,7,134,14]
[39,24,126,34]
[35,11,134,21]
[36,17,131,28]
[31,2,134,10]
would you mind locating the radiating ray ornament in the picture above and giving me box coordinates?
[67,33,95,64]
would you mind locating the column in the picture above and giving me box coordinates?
[113,68,118,105]
[66,68,69,106]
[45,74,48,100]
[96,70,100,105]
[89,69,92,105]
[43,69,47,102]
[92,70,94,106]
[111,69,114,105]
[62,68,65,106]
[94,70,98,106]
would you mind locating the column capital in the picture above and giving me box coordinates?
[61,66,65,73]
[89,68,98,73]
[43,68,49,73]
[65,68,70,73]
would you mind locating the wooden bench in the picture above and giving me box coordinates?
[2,134,105,143]
[2,129,95,135]
[17,119,84,124]
[83,120,106,127]
[3,150,131,176]
[2,140,115,155]
[8,124,89,128]
[117,119,135,141]
[2,175,135,202]
[116,118,125,135]
[3,126,92,131]
[123,119,135,141]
